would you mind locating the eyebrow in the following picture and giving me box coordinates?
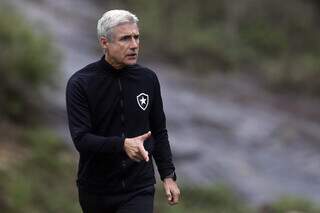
[119,33,139,40]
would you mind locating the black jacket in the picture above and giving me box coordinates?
[66,56,176,194]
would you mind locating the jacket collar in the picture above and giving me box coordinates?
[99,55,131,74]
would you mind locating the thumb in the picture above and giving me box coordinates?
[139,131,151,141]
[166,190,172,202]
[164,185,172,201]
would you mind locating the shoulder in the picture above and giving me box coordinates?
[130,64,159,81]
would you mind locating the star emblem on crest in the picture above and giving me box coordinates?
[136,93,149,110]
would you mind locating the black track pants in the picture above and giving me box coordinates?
[78,186,155,213]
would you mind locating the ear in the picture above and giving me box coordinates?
[99,36,109,49]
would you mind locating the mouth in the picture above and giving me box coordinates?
[126,53,137,58]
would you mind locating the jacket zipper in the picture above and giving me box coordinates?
[118,78,126,189]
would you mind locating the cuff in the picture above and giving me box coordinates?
[161,171,177,181]
[111,136,125,153]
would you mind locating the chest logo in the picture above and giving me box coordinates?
[137,93,149,111]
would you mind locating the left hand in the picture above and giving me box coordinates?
[163,178,180,205]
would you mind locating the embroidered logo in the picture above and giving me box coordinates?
[136,93,149,111]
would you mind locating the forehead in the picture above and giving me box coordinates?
[112,23,139,37]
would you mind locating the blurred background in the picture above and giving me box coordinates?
[1,0,320,212]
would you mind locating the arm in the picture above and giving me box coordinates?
[66,77,124,154]
[150,74,180,205]
[149,74,175,180]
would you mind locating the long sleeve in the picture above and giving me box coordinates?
[66,77,125,154]
[150,74,176,180]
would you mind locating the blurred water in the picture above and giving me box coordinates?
[10,0,320,206]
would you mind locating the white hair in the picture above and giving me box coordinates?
[97,9,139,41]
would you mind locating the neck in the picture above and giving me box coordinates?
[105,55,124,70]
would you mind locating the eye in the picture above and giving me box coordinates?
[120,35,131,41]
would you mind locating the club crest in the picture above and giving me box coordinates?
[136,93,149,111]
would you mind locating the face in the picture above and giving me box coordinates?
[100,23,140,69]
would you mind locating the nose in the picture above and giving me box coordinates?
[129,37,138,49]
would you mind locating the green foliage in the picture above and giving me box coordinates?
[0,4,59,122]
[265,196,320,213]
[155,184,320,213]
[0,128,81,213]
[155,184,253,213]
[101,0,320,94]
[1,126,320,213]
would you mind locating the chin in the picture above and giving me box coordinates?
[125,59,138,65]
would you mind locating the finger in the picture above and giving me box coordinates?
[167,194,173,203]
[172,191,180,204]
[128,153,138,161]
[138,145,149,162]
[129,146,146,162]
[139,131,151,141]
[131,154,142,162]
[165,189,172,203]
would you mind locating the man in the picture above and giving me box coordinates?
[66,9,180,213]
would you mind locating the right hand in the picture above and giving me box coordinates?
[124,131,151,162]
